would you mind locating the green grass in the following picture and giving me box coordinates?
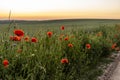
[0,19,120,80]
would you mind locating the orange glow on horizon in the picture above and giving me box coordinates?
[0,0,120,20]
[0,10,120,20]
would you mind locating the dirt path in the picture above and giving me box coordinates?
[110,62,120,80]
[98,52,120,80]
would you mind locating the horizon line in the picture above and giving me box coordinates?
[0,18,120,21]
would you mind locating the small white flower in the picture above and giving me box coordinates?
[31,54,35,57]
[34,49,37,52]
[0,56,3,59]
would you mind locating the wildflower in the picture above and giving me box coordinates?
[59,34,64,41]
[112,43,117,49]
[31,37,38,42]
[47,31,53,37]
[31,54,35,57]
[10,36,21,41]
[68,43,73,48]
[71,35,75,38]
[34,49,37,52]
[61,58,68,64]
[14,36,21,41]
[86,44,91,49]
[64,37,69,41]
[0,56,3,59]
[14,29,24,37]
[3,59,9,68]
[60,26,65,30]
[96,32,102,37]
[17,49,22,53]
[59,37,62,41]
[24,36,29,42]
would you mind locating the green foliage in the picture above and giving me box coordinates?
[0,20,120,80]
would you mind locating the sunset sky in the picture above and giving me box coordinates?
[0,0,120,20]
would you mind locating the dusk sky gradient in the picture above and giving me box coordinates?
[0,0,120,20]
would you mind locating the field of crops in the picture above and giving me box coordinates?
[0,19,120,80]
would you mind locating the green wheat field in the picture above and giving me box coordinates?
[0,19,120,80]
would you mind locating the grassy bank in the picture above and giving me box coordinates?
[0,19,120,80]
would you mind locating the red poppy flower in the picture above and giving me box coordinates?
[14,29,24,37]
[47,31,53,37]
[61,58,68,64]
[64,37,69,41]
[68,43,73,47]
[60,26,65,30]
[13,36,21,41]
[24,36,29,42]
[86,44,91,49]
[112,43,117,49]
[10,36,21,41]
[3,59,9,67]
[31,37,38,42]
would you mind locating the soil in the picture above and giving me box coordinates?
[98,51,120,80]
